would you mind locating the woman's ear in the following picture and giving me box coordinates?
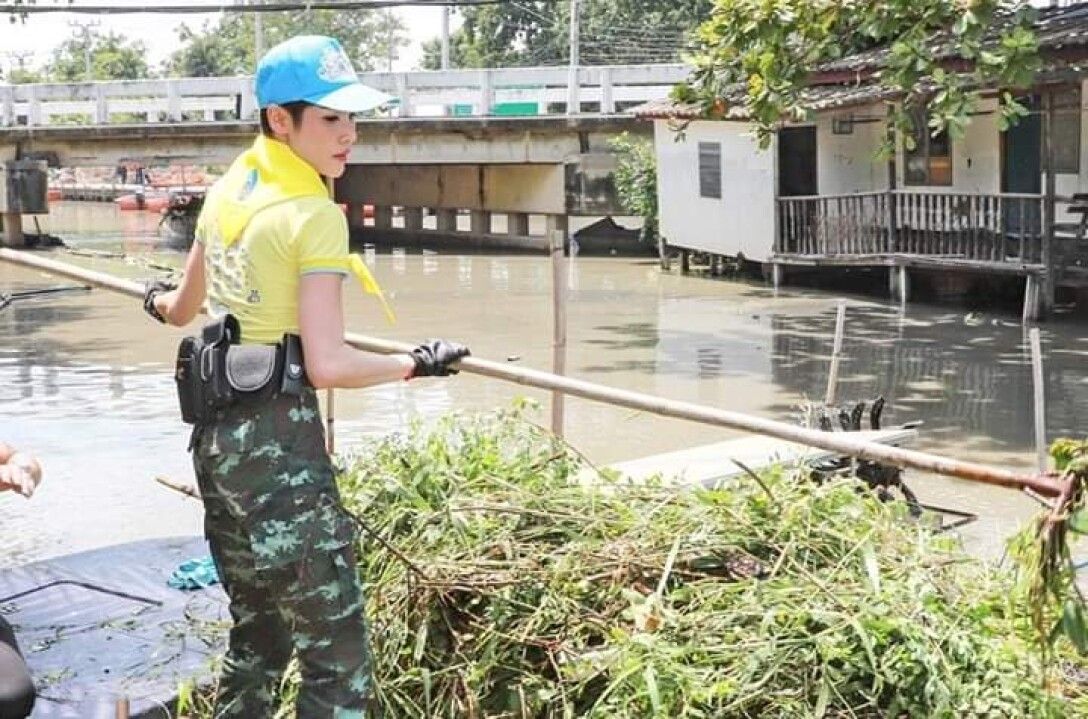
[265,105,293,138]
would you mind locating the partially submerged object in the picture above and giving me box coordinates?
[0,537,226,719]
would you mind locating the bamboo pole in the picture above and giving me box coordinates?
[824,300,847,405]
[0,247,1069,499]
[1030,327,1048,473]
[550,228,567,438]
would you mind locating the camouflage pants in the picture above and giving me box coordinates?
[192,388,374,719]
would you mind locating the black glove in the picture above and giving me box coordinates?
[142,278,177,324]
[409,339,470,378]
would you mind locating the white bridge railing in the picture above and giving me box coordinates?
[0,64,688,127]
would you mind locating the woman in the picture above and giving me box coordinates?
[144,35,469,718]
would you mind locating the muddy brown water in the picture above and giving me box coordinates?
[2,202,1086,569]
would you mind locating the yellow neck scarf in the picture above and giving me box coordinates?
[208,135,395,323]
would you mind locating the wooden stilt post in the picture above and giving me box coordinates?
[1023,274,1040,324]
[771,262,783,291]
[549,223,568,438]
[1042,91,1057,318]
[825,300,847,406]
[1030,327,1047,473]
[115,697,130,719]
[679,250,690,274]
[896,265,910,305]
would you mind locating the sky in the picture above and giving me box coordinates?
[0,0,460,75]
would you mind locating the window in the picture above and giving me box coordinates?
[1053,88,1081,174]
[904,109,952,186]
[698,142,722,199]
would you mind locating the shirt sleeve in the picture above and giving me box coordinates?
[296,203,350,276]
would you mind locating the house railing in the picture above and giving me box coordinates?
[776,190,1047,265]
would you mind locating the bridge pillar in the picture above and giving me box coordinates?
[436,208,458,233]
[470,210,491,235]
[508,212,530,237]
[545,214,568,247]
[94,85,109,124]
[373,206,393,230]
[1,213,24,248]
[403,207,423,232]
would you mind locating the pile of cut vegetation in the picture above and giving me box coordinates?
[330,406,1088,718]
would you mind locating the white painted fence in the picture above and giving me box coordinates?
[0,64,688,127]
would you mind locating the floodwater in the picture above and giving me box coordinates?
[2,202,1087,569]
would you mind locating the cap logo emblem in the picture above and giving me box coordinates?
[317,47,357,83]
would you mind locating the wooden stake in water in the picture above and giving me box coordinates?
[551,229,568,437]
[1030,327,1047,473]
[115,697,130,719]
[824,300,847,406]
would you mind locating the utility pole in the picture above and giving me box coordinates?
[566,0,580,115]
[0,50,33,81]
[253,0,264,64]
[68,19,101,81]
[441,6,451,70]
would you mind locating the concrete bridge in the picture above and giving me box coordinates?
[0,65,684,248]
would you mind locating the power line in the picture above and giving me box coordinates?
[0,0,562,14]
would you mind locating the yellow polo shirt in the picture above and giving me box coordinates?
[197,196,349,344]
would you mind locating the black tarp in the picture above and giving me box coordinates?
[0,537,227,719]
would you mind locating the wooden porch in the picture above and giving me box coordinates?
[773,190,1088,319]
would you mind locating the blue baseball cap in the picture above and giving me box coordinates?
[255,35,392,113]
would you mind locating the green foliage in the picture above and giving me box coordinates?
[47,29,151,82]
[677,0,1041,149]
[609,132,659,244]
[166,10,408,78]
[0,66,46,84]
[181,407,1083,718]
[422,0,713,70]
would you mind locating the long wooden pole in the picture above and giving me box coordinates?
[824,300,846,405]
[550,228,567,437]
[0,248,1068,499]
[1030,327,1047,473]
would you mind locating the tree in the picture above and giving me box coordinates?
[609,132,658,249]
[46,29,151,81]
[421,0,713,70]
[675,0,1041,149]
[167,9,408,77]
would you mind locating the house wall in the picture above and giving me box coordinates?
[815,113,887,194]
[654,119,776,261]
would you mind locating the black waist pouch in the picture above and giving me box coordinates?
[175,314,240,425]
[176,317,305,425]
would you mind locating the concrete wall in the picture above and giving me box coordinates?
[654,119,775,261]
[336,163,567,215]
